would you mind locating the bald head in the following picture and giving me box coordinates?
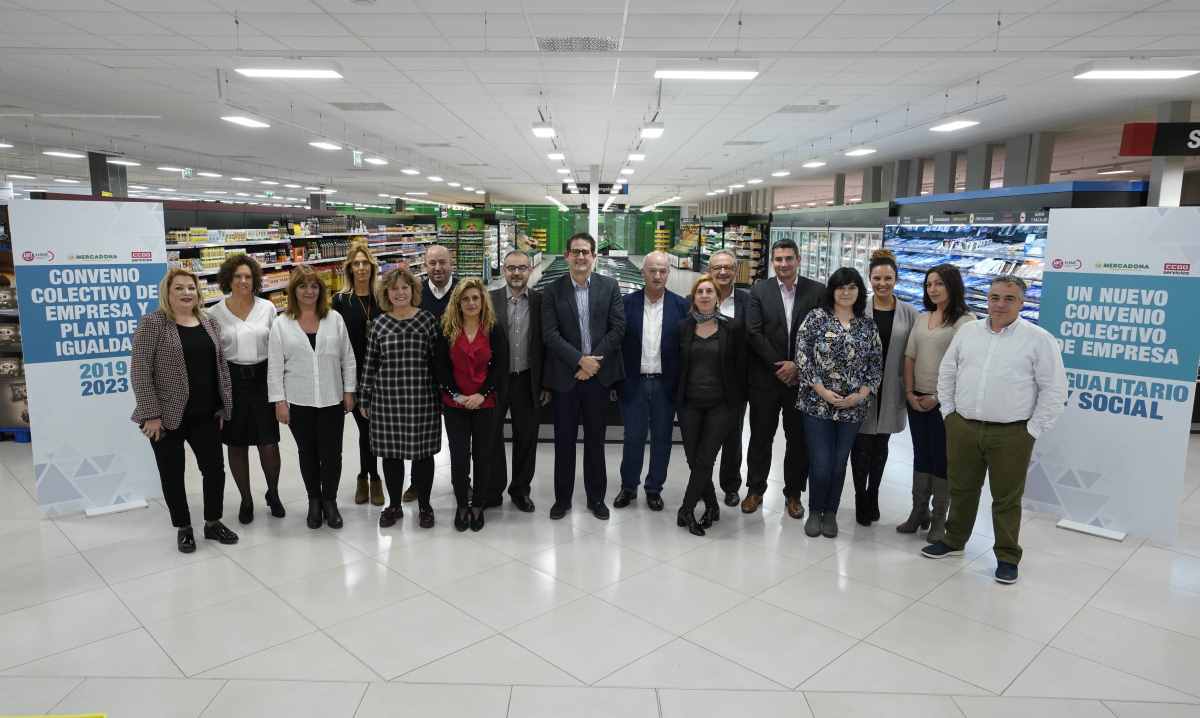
[642,251,670,300]
[426,244,453,288]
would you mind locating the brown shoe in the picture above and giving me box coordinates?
[402,486,417,503]
[369,477,385,507]
[740,494,763,514]
[354,476,369,505]
[786,496,805,520]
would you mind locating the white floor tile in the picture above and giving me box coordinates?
[504,596,674,685]
[144,589,315,676]
[0,587,139,671]
[0,520,78,574]
[817,541,968,599]
[467,512,585,558]
[3,629,183,678]
[800,642,990,696]
[685,599,857,689]
[868,602,1041,694]
[658,689,814,718]
[374,534,514,589]
[507,686,659,718]
[598,512,715,560]
[0,552,105,615]
[725,514,843,563]
[199,679,365,718]
[0,676,83,713]
[1090,574,1200,640]
[356,682,511,718]
[1105,702,1200,717]
[111,556,263,624]
[597,638,782,689]
[805,692,963,718]
[82,533,214,584]
[595,563,747,635]
[227,535,367,587]
[954,696,1117,718]
[399,634,581,686]
[55,677,224,718]
[1112,545,1200,594]
[325,593,493,680]
[921,569,1088,643]
[521,533,660,592]
[667,535,817,594]
[271,558,424,628]
[198,632,378,682]
[964,551,1114,601]
[1156,520,1200,560]
[1018,517,1145,571]
[53,501,176,552]
[758,566,914,639]
[433,561,585,631]
[1005,647,1198,703]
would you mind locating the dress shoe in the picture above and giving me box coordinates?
[821,512,838,538]
[686,513,706,537]
[369,477,385,507]
[378,505,402,528]
[238,498,253,525]
[995,561,1019,584]
[454,507,471,532]
[402,486,418,503]
[264,490,286,518]
[645,492,664,511]
[322,499,343,530]
[786,496,805,520]
[590,501,610,520]
[470,508,486,532]
[700,504,718,530]
[177,527,196,554]
[740,494,763,514]
[613,488,636,509]
[804,511,823,537]
[418,508,435,529]
[203,521,239,545]
[549,503,569,520]
[511,495,535,513]
[723,491,740,507]
[306,499,323,529]
[354,475,370,505]
[676,506,690,527]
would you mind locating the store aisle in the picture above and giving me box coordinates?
[1,420,1199,717]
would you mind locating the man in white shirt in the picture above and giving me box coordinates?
[615,252,689,511]
[922,276,1067,585]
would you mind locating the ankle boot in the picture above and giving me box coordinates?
[322,499,343,529]
[850,441,871,526]
[868,488,881,522]
[264,489,286,518]
[896,472,932,534]
[855,493,870,526]
[306,499,323,530]
[369,476,385,507]
[927,475,950,543]
[354,475,369,505]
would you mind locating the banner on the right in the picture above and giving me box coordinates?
[1032,207,1200,544]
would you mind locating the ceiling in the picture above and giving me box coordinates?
[0,0,1199,209]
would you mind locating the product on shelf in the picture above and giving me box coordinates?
[534,255,645,296]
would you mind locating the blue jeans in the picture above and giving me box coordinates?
[619,375,675,494]
[803,413,862,514]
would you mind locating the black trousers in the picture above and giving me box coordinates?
[287,403,345,500]
[491,371,539,501]
[350,407,379,479]
[718,400,747,494]
[552,378,609,507]
[150,414,226,528]
[850,433,891,495]
[382,456,434,511]
[444,405,496,508]
[746,385,808,497]
[680,401,733,515]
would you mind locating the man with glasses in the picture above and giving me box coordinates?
[707,249,752,506]
[485,250,547,512]
[542,233,626,520]
[614,251,689,512]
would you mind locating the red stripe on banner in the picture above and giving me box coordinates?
[1119,122,1158,156]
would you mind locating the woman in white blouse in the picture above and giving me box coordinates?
[268,266,356,530]
[209,255,284,524]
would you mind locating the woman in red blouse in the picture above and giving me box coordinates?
[433,277,508,532]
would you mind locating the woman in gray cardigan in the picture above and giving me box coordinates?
[851,250,918,526]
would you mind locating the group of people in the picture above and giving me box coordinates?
[131,231,1067,584]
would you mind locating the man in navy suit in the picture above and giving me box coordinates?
[707,249,753,507]
[541,233,626,521]
[614,251,689,511]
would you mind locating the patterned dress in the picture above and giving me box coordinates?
[794,307,884,423]
[358,310,441,459]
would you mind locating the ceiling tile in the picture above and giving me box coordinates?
[361,36,451,50]
[714,13,825,37]
[834,0,969,13]
[138,11,254,35]
[1088,11,1200,35]
[904,12,1030,36]
[1133,33,1200,49]
[527,12,625,36]
[1043,0,1160,9]
[1002,11,1128,35]
[240,12,350,35]
[940,0,1049,9]
[1047,34,1170,49]
[1,10,83,32]
[429,12,527,36]
[274,35,371,50]
[206,0,325,11]
[623,13,724,36]
[338,13,438,36]
[809,14,920,37]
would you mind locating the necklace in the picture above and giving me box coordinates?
[354,290,374,335]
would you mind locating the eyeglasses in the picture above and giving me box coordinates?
[504,265,530,272]
[709,265,735,272]
[568,248,592,257]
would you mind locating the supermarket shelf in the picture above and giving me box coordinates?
[167,238,290,250]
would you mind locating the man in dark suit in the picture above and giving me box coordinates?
[743,238,824,518]
[614,251,689,512]
[707,249,753,507]
[486,250,546,513]
[541,232,626,520]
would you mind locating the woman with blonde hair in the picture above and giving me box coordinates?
[332,242,384,507]
[131,267,237,553]
[268,266,356,530]
[359,267,441,529]
[433,277,508,532]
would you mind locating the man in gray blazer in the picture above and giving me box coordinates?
[542,233,626,521]
[487,250,546,513]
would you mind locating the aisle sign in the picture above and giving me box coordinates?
[9,200,167,515]
[1031,207,1200,543]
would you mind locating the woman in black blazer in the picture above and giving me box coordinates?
[675,274,745,536]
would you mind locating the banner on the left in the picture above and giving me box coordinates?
[9,200,167,515]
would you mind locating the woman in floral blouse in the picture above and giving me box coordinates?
[795,266,883,539]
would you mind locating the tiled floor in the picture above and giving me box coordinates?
[3,419,1200,718]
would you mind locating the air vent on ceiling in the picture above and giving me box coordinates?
[537,36,619,53]
[724,140,769,147]
[329,102,395,111]
[776,104,839,114]
[416,142,454,148]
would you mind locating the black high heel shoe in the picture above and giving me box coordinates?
[264,490,286,518]
[454,507,471,532]
[322,499,343,530]
[470,507,485,532]
[306,499,323,530]
[686,513,706,537]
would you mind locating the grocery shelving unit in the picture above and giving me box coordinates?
[0,205,29,441]
[534,254,645,297]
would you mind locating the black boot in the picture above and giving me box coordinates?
[850,438,872,526]
[322,499,343,529]
[264,489,286,518]
[306,499,323,530]
[686,512,706,537]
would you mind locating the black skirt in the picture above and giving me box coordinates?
[221,361,281,447]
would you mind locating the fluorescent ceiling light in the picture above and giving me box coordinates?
[1074,63,1198,80]
[235,192,250,197]
[563,178,575,184]
[802,160,827,169]
[654,59,758,81]
[305,185,321,190]
[771,169,790,177]
[314,188,336,194]
[406,191,428,196]
[235,67,342,79]
[284,183,301,188]
[53,178,80,183]
[1097,168,1134,175]
[620,167,635,175]
[930,119,980,133]
[221,115,270,128]
[730,183,745,189]
[254,194,268,198]
[713,188,726,194]
[260,180,278,185]
[157,187,176,192]
[204,190,226,194]
[401,167,420,175]
[555,168,571,175]
[158,166,183,172]
[463,186,475,191]
[44,150,86,159]
[747,178,763,184]
[448,181,461,187]
[196,171,222,178]
[308,141,342,151]
[616,177,628,184]
[640,122,665,139]
[8,174,36,180]
[0,142,12,149]
[231,176,253,182]
[365,157,388,165]
[475,189,485,195]
[628,153,645,162]
[107,158,139,166]
[532,122,556,139]
[547,152,565,160]
[378,193,390,198]
[427,176,443,182]
[844,147,877,157]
